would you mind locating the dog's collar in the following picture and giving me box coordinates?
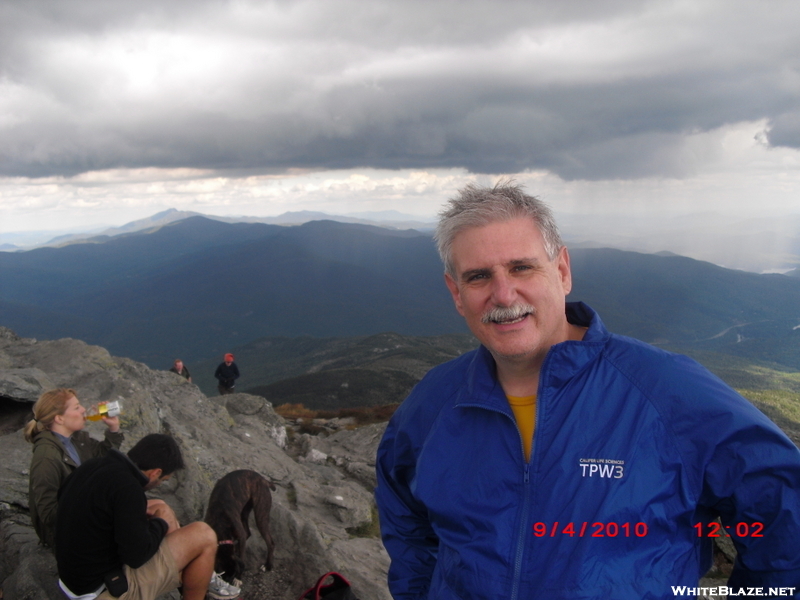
[218,539,238,545]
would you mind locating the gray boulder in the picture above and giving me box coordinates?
[0,368,55,403]
[299,421,388,490]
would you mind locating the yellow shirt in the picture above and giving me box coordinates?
[507,394,537,462]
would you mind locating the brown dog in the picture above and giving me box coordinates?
[204,469,276,583]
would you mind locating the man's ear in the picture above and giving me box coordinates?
[557,246,573,296]
[142,468,163,485]
[444,272,465,317]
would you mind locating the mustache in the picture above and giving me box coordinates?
[481,304,535,324]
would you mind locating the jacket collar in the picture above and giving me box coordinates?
[34,430,79,468]
[106,449,151,488]
[456,302,609,412]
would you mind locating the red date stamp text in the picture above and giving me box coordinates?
[532,522,649,537]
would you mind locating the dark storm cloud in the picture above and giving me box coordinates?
[2,0,800,180]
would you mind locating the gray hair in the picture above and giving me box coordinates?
[434,181,564,277]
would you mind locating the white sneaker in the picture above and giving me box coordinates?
[207,571,241,599]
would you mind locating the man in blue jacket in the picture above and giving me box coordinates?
[375,182,800,599]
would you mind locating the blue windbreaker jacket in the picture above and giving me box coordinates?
[376,303,800,599]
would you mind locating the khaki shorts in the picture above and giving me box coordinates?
[96,539,181,600]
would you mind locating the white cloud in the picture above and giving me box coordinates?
[2,120,799,232]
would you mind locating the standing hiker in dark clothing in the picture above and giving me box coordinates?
[214,353,239,395]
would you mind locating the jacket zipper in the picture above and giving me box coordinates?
[460,395,541,600]
[509,462,531,600]
[511,390,541,600]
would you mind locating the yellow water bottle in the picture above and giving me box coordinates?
[85,400,123,422]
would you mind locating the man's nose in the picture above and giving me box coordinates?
[490,272,517,306]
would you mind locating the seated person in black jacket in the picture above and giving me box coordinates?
[55,434,239,600]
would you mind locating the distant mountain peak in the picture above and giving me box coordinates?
[150,207,181,218]
[345,210,435,223]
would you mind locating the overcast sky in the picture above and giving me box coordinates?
[2,0,800,258]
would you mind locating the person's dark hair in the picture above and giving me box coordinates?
[127,434,185,475]
[434,180,563,277]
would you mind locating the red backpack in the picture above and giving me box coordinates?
[298,572,359,600]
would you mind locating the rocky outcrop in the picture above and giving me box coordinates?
[0,327,390,600]
[294,421,388,491]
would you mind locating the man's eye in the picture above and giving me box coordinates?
[466,273,488,282]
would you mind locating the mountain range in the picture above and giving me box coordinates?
[1,215,799,378]
[0,217,461,367]
[0,208,436,250]
[5,208,800,274]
